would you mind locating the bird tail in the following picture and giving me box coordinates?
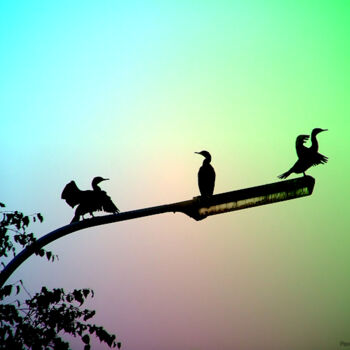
[70,214,80,223]
[278,169,292,179]
[70,207,82,223]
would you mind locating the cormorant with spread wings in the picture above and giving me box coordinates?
[278,128,328,179]
[61,176,120,223]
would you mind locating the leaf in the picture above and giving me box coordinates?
[46,251,52,261]
[22,216,29,227]
[83,310,95,321]
[5,284,12,296]
[73,290,84,305]
[84,345,91,350]
[107,334,116,347]
[16,285,20,295]
[82,334,90,344]
[0,285,12,298]
[53,288,62,303]
[0,202,5,207]
[37,213,44,222]
[117,342,122,349]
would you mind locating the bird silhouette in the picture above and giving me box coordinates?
[61,176,120,223]
[195,150,216,197]
[278,128,328,179]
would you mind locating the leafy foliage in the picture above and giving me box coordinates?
[0,285,120,349]
[0,205,55,263]
[0,204,121,349]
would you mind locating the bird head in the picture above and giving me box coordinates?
[312,128,328,136]
[296,134,309,145]
[195,150,212,161]
[92,177,109,187]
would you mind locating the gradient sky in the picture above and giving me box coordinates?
[1,1,349,349]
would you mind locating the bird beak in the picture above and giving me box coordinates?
[102,178,109,181]
[195,152,200,154]
[321,129,328,132]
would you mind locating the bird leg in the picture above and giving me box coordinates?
[195,195,211,207]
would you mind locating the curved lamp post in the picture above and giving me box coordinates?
[0,176,315,288]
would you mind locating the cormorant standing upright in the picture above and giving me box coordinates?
[61,176,120,223]
[278,128,328,179]
[195,150,216,197]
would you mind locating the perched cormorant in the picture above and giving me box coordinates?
[195,150,216,197]
[61,176,120,223]
[278,128,328,179]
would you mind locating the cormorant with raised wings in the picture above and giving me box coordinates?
[195,150,216,197]
[61,176,120,223]
[278,128,328,179]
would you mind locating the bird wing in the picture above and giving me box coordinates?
[310,152,328,166]
[207,167,216,196]
[295,136,310,158]
[99,191,120,213]
[198,167,206,195]
[198,165,216,196]
[61,181,82,208]
[297,146,328,167]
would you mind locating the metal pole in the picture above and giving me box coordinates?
[0,202,185,288]
[0,176,315,288]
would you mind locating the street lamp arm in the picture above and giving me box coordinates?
[0,201,183,288]
[0,176,315,288]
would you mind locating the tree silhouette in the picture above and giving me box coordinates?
[0,202,121,350]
